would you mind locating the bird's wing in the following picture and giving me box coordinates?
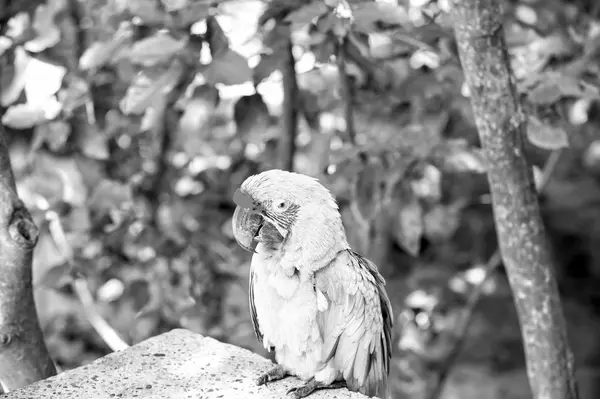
[315,249,393,399]
[249,265,263,344]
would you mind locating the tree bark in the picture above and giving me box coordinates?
[0,108,56,392]
[450,1,579,399]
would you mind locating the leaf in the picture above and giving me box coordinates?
[58,75,90,115]
[206,15,230,58]
[2,103,47,129]
[253,52,285,85]
[1,47,31,106]
[528,81,566,106]
[24,2,62,52]
[32,120,71,152]
[532,33,579,60]
[569,98,591,125]
[18,152,88,210]
[423,203,462,243]
[74,155,106,192]
[120,60,184,115]
[284,2,328,29]
[37,263,73,289]
[33,232,72,288]
[311,33,336,63]
[258,0,307,24]
[135,278,163,318]
[89,180,134,210]
[369,32,394,59]
[79,24,134,71]
[529,73,600,105]
[129,32,186,66]
[127,0,166,24]
[202,50,252,86]
[87,180,134,230]
[24,57,67,106]
[161,0,188,12]
[234,93,271,140]
[78,124,110,160]
[254,23,290,85]
[4,12,30,40]
[314,12,336,34]
[328,0,353,38]
[262,21,290,51]
[62,205,92,234]
[410,163,441,202]
[392,189,423,257]
[352,2,408,33]
[175,85,218,152]
[80,42,117,71]
[298,89,321,129]
[527,115,569,150]
[170,1,213,28]
[430,140,488,173]
[350,159,384,224]
[140,97,165,132]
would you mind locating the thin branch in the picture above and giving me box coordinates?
[71,280,129,352]
[427,149,562,399]
[425,253,500,399]
[537,149,562,189]
[336,37,356,145]
[393,32,440,55]
[278,30,298,172]
[46,212,129,352]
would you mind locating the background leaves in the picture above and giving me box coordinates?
[3,0,600,398]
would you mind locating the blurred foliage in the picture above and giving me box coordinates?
[3,0,600,398]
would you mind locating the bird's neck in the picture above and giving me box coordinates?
[257,220,348,277]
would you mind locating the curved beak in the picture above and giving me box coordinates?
[232,205,263,253]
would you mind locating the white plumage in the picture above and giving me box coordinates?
[233,169,393,398]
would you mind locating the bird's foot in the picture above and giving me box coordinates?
[287,379,346,398]
[256,364,289,386]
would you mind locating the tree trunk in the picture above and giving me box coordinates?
[450,1,579,399]
[0,131,56,390]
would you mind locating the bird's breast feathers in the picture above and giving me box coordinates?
[250,249,325,380]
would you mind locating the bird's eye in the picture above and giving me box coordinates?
[273,199,288,212]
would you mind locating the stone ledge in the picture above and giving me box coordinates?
[3,329,368,399]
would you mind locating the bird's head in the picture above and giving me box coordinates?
[232,169,344,253]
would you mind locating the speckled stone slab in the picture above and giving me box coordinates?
[3,328,368,399]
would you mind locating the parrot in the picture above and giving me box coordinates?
[231,169,393,399]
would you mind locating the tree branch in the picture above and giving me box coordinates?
[450,2,578,399]
[278,31,298,172]
[336,38,355,145]
[46,212,129,352]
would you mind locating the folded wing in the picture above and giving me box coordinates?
[315,249,393,398]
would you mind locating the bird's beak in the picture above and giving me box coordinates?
[232,189,267,252]
[232,205,263,253]
[232,189,288,252]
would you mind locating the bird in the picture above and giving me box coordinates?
[231,169,393,398]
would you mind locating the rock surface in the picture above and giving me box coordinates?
[3,329,368,399]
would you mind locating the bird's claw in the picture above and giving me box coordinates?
[287,379,346,398]
[256,364,289,386]
[287,385,309,398]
